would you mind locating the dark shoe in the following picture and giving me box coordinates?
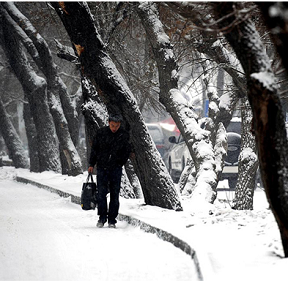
[97,221,104,228]
[108,223,116,228]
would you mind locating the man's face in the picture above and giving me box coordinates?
[109,121,121,133]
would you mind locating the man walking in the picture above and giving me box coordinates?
[88,114,131,228]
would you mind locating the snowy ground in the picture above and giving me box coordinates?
[0,166,287,281]
[0,168,196,281]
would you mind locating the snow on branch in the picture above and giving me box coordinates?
[137,2,174,62]
[250,71,277,92]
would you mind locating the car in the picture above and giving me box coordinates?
[146,123,166,157]
[168,120,241,187]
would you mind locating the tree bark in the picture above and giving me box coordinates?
[23,96,40,172]
[192,16,259,207]
[0,7,61,173]
[48,91,82,175]
[125,160,143,198]
[2,2,79,146]
[136,2,217,204]
[0,95,29,169]
[232,98,258,210]
[206,90,228,181]
[51,2,182,210]
[213,2,288,257]
[1,3,83,176]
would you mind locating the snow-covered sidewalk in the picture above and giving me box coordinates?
[1,166,287,281]
[0,168,197,281]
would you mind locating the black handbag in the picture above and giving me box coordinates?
[81,173,97,210]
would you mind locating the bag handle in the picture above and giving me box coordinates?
[86,173,95,183]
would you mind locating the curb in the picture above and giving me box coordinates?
[16,176,204,281]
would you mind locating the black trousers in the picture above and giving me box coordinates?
[96,167,122,224]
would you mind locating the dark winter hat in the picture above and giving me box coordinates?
[109,113,123,123]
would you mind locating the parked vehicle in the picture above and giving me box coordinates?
[146,123,166,157]
[168,120,241,187]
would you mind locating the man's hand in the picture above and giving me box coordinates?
[88,166,94,174]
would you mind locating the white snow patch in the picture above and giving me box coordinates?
[219,92,232,111]
[250,71,276,91]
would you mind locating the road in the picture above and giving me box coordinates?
[0,179,197,281]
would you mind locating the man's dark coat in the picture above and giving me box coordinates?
[89,126,131,170]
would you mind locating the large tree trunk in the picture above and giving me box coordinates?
[23,96,40,172]
[196,27,259,207]
[48,91,82,175]
[125,160,143,198]
[81,76,108,147]
[0,95,29,169]
[136,2,218,204]
[0,7,61,173]
[232,99,258,210]
[213,2,288,257]
[205,90,228,181]
[51,2,182,211]
[1,3,83,176]
[2,2,79,146]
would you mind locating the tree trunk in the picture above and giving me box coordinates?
[1,3,83,176]
[23,96,40,172]
[2,2,79,146]
[213,2,288,257]
[136,2,217,204]
[174,2,259,208]
[178,159,196,195]
[51,2,182,210]
[0,95,29,169]
[48,90,82,175]
[0,7,61,173]
[232,99,258,210]
[80,76,108,148]
[179,89,228,195]
[206,90,228,180]
[120,169,136,199]
[194,22,259,207]
[125,160,143,198]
